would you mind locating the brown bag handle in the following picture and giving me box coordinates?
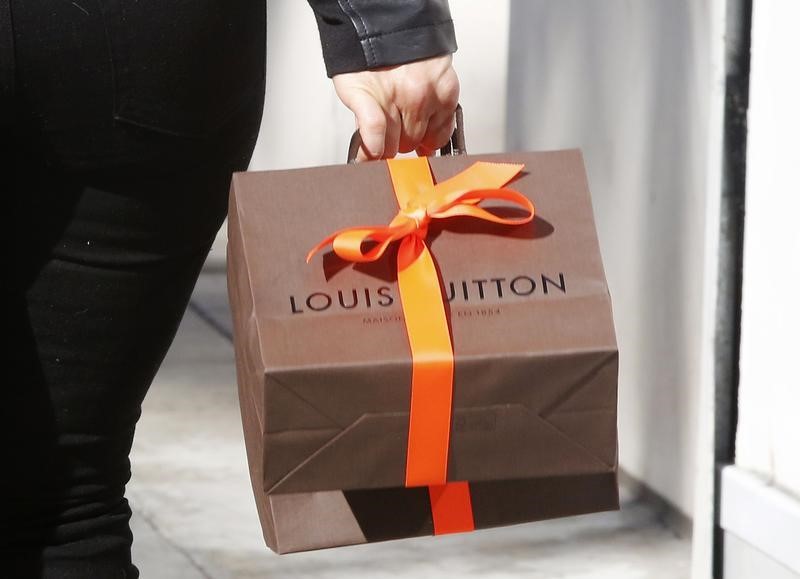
[347,104,466,164]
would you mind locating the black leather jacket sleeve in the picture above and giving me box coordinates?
[306,0,457,77]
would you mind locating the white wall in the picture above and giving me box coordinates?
[505,0,723,526]
[735,0,800,499]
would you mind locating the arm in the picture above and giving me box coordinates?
[307,0,460,160]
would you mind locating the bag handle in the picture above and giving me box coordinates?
[347,104,466,164]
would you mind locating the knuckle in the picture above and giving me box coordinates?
[437,75,461,108]
[402,81,429,110]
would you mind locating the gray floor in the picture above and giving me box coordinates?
[129,272,692,578]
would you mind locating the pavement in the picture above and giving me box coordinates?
[128,269,692,579]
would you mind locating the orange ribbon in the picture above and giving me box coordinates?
[307,157,533,534]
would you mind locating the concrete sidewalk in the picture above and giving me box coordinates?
[128,272,691,579]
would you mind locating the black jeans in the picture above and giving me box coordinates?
[2,2,265,577]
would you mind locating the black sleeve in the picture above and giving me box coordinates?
[306,0,458,77]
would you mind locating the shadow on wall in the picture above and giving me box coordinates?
[506,0,711,517]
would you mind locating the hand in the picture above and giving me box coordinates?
[332,55,460,161]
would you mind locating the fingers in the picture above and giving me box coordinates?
[382,105,402,160]
[333,55,460,161]
[399,117,429,154]
[360,104,452,161]
[342,89,387,160]
[399,71,458,155]
[398,86,430,153]
[352,103,401,162]
[419,110,457,153]
[333,84,401,162]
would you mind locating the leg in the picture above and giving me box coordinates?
[2,1,265,576]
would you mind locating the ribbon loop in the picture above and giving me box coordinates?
[307,161,532,266]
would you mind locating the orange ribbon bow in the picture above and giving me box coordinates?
[307,156,533,535]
